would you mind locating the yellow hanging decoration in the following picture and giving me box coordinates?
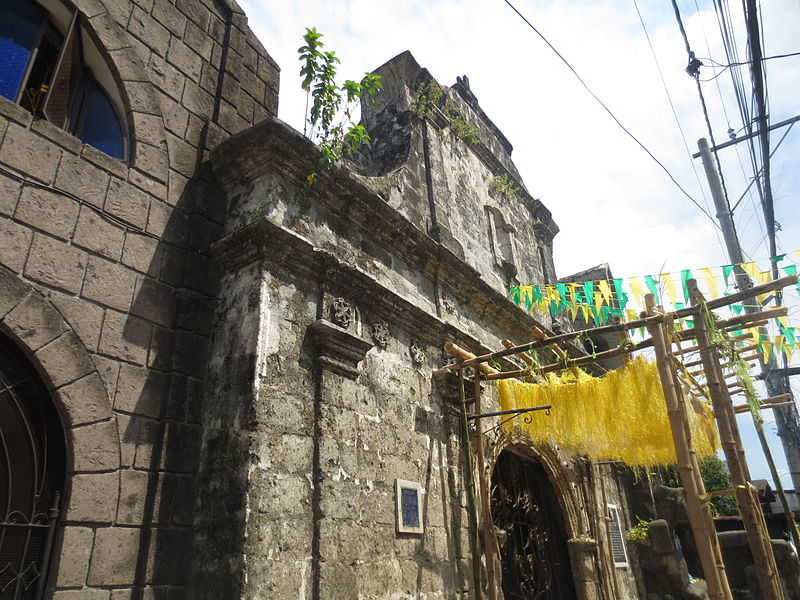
[630,277,645,306]
[497,356,719,467]
[598,280,613,305]
[660,273,678,305]
[700,267,719,300]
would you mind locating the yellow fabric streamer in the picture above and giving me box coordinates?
[497,356,719,467]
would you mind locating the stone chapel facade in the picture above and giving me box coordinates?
[0,1,643,599]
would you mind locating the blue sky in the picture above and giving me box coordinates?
[239,0,800,486]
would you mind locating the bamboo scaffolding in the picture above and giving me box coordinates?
[688,280,784,600]
[458,275,797,369]
[443,272,798,600]
[457,370,483,600]
[472,372,497,600]
[646,297,732,600]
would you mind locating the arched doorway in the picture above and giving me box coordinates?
[491,450,577,600]
[0,333,66,599]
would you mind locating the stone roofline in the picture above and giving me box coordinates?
[210,116,583,360]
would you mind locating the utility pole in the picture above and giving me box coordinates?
[698,137,800,496]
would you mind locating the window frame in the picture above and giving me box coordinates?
[1,0,129,162]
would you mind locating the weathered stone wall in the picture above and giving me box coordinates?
[0,0,278,597]
[205,51,643,600]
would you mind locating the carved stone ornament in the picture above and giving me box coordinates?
[410,340,426,366]
[309,319,373,380]
[331,297,353,329]
[372,321,390,348]
[441,290,456,314]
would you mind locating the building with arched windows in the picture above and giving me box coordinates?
[0,1,659,599]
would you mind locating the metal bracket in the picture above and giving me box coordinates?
[467,405,552,421]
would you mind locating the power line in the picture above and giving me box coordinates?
[671,0,734,213]
[499,0,719,228]
[632,0,724,251]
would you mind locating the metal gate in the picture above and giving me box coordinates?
[0,335,64,600]
[491,451,577,600]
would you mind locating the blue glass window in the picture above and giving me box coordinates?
[75,79,124,160]
[400,487,420,527]
[0,0,46,101]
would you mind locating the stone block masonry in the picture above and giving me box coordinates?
[0,0,278,598]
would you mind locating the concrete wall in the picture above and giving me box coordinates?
[0,0,278,597]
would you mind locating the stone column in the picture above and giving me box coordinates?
[308,295,373,600]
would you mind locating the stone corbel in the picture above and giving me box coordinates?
[308,319,373,379]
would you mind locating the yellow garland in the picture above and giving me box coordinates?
[497,356,719,467]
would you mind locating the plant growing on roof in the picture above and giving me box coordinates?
[411,80,480,144]
[298,27,383,187]
[489,174,522,202]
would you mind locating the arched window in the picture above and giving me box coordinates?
[0,333,66,600]
[0,0,128,161]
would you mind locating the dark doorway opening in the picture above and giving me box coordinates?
[0,333,66,599]
[491,450,577,600]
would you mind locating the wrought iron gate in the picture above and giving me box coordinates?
[491,451,577,600]
[0,335,64,600]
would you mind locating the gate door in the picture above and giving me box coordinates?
[491,451,577,600]
[0,334,65,599]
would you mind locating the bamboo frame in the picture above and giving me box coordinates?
[646,298,732,600]
[443,273,797,600]
[688,280,784,600]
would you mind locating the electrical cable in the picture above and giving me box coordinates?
[671,0,733,214]
[499,0,720,228]
[0,164,203,253]
[632,0,714,213]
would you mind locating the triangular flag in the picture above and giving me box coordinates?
[740,261,760,282]
[598,280,613,305]
[681,269,694,303]
[782,326,796,347]
[629,277,645,306]
[774,335,785,360]
[760,337,773,361]
[613,278,628,311]
[700,267,719,300]
[645,275,660,303]
[723,265,735,286]
[583,281,595,306]
[660,273,678,305]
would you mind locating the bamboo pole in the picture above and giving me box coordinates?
[455,308,779,377]
[688,280,784,600]
[645,295,732,600]
[458,369,483,600]
[597,463,622,600]
[445,342,500,374]
[472,372,497,600]
[589,462,615,600]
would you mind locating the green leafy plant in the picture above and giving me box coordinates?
[298,27,382,186]
[411,80,480,144]
[626,516,650,542]
[489,174,522,202]
[661,455,738,516]
[412,81,444,118]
